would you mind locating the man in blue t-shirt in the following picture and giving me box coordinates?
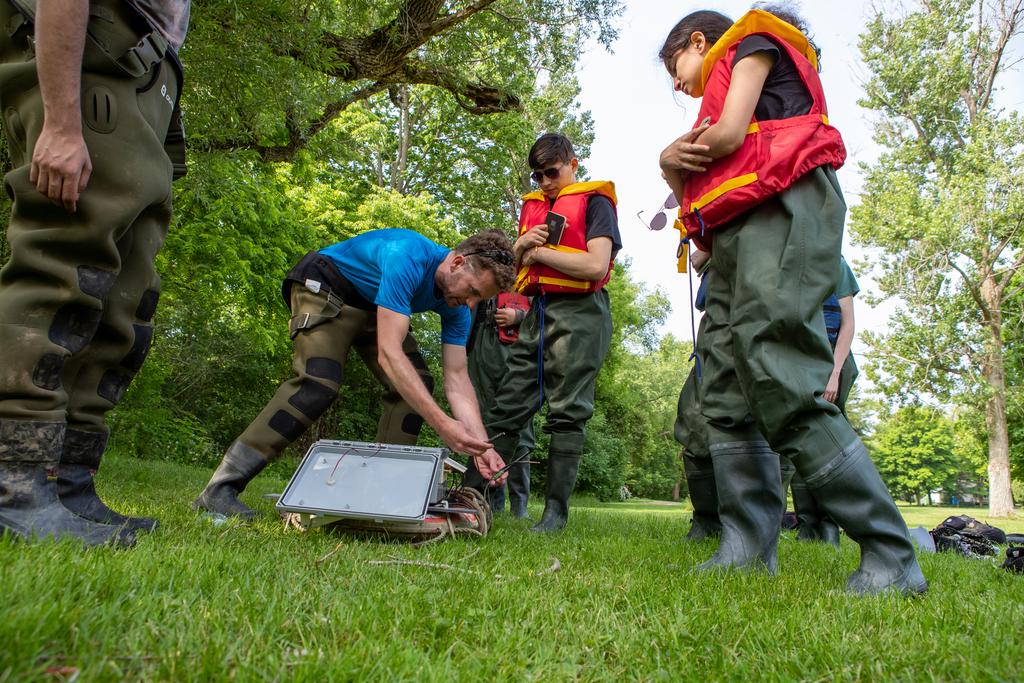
[195,229,517,520]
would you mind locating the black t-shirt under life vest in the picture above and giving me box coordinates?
[733,35,814,121]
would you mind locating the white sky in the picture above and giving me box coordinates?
[573,0,1024,376]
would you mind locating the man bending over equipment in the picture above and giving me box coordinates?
[194,228,517,520]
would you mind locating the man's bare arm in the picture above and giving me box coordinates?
[32,0,92,212]
[376,307,492,457]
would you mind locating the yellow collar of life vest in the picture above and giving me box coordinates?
[699,10,818,95]
[521,180,617,205]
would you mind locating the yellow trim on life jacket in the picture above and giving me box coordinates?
[822,114,829,125]
[537,276,591,289]
[691,173,758,211]
[700,10,818,94]
[747,122,760,134]
[514,270,593,292]
[542,243,588,254]
[521,180,617,204]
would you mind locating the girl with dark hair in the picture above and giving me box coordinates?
[659,6,927,597]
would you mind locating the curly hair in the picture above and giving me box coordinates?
[454,229,517,292]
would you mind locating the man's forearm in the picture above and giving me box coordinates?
[378,345,450,432]
[36,0,88,131]
[445,372,487,439]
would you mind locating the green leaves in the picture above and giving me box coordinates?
[870,405,967,504]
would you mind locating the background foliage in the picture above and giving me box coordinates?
[0,0,1020,506]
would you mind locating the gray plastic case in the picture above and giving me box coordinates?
[276,440,449,525]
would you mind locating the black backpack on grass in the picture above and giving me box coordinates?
[930,515,1005,558]
[938,514,1007,543]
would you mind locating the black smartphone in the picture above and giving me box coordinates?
[545,211,567,246]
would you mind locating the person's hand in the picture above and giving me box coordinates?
[515,225,549,251]
[660,124,712,173]
[473,448,507,485]
[494,308,517,327]
[521,246,546,267]
[30,124,92,212]
[438,419,492,457]
[824,372,840,404]
[690,248,710,271]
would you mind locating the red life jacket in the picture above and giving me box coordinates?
[680,10,847,252]
[496,291,530,343]
[517,181,617,295]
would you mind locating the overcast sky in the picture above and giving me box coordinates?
[572,0,1024,374]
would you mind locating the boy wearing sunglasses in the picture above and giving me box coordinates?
[482,133,621,532]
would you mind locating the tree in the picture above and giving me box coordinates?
[851,0,1024,516]
[871,406,965,505]
[185,0,621,162]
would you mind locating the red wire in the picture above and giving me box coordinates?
[328,443,385,480]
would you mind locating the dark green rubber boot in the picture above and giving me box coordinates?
[529,450,580,533]
[792,474,840,548]
[682,454,721,542]
[695,440,783,574]
[0,420,135,548]
[806,443,927,596]
[507,447,532,520]
[193,441,269,520]
[57,429,159,533]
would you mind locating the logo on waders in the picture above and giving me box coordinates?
[161,85,173,107]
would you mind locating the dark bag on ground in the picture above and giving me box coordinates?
[1001,545,1024,574]
[930,514,1005,558]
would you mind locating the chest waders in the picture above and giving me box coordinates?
[460,301,536,519]
[193,253,435,520]
[782,346,858,547]
[698,166,926,596]
[483,289,612,532]
[0,0,186,547]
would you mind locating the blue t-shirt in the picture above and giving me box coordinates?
[319,229,472,346]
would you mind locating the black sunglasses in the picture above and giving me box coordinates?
[464,250,514,266]
[530,161,568,184]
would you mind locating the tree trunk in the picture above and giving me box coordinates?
[982,280,1016,517]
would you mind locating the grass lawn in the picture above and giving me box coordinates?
[2,454,1023,682]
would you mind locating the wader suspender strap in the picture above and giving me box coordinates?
[7,0,170,78]
[288,289,345,339]
[6,0,185,179]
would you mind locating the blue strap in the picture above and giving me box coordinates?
[536,294,547,413]
[694,207,707,238]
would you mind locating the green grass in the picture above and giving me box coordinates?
[587,499,1024,534]
[2,455,1023,682]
